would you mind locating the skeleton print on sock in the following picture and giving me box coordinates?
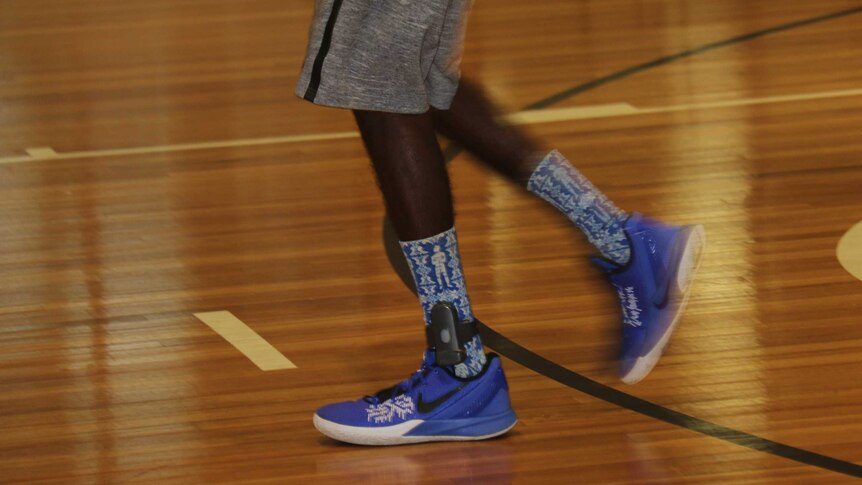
[527,150,631,265]
[400,227,474,323]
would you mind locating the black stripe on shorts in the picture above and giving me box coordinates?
[304,0,345,102]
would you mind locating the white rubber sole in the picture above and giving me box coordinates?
[313,414,517,446]
[621,224,706,385]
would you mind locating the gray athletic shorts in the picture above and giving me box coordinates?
[295,0,473,114]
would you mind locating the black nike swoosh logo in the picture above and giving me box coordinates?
[417,385,464,414]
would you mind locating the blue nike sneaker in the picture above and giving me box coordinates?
[313,352,517,445]
[594,213,706,384]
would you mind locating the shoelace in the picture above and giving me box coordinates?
[363,365,434,404]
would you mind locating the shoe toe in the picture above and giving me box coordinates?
[619,327,646,376]
[618,355,639,381]
[315,399,366,425]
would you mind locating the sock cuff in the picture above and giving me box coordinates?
[526,149,565,192]
[398,225,458,247]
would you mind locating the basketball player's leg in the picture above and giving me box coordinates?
[297,0,516,445]
[353,111,452,241]
[431,78,706,383]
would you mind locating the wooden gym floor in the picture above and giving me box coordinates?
[2,0,861,483]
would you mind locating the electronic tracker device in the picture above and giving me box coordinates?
[425,302,479,366]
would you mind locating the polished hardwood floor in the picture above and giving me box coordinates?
[2,0,862,483]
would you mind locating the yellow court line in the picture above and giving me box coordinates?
[506,87,862,125]
[2,88,862,165]
[504,103,639,124]
[0,132,359,165]
[25,147,59,159]
[640,88,862,113]
[0,155,32,164]
[194,311,297,371]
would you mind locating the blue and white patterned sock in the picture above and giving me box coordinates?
[527,150,631,265]
[400,227,486,378]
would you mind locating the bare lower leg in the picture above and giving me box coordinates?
[431,77,544,184]
[354,109,485,373]
[354,110,453,241]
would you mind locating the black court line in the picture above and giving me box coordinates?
[384,5,862,479]
[523,5,862,111]
[478,321,862,478]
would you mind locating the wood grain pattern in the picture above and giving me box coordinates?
[1,0,861,483]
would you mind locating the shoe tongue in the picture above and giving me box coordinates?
[365,349,437,404]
